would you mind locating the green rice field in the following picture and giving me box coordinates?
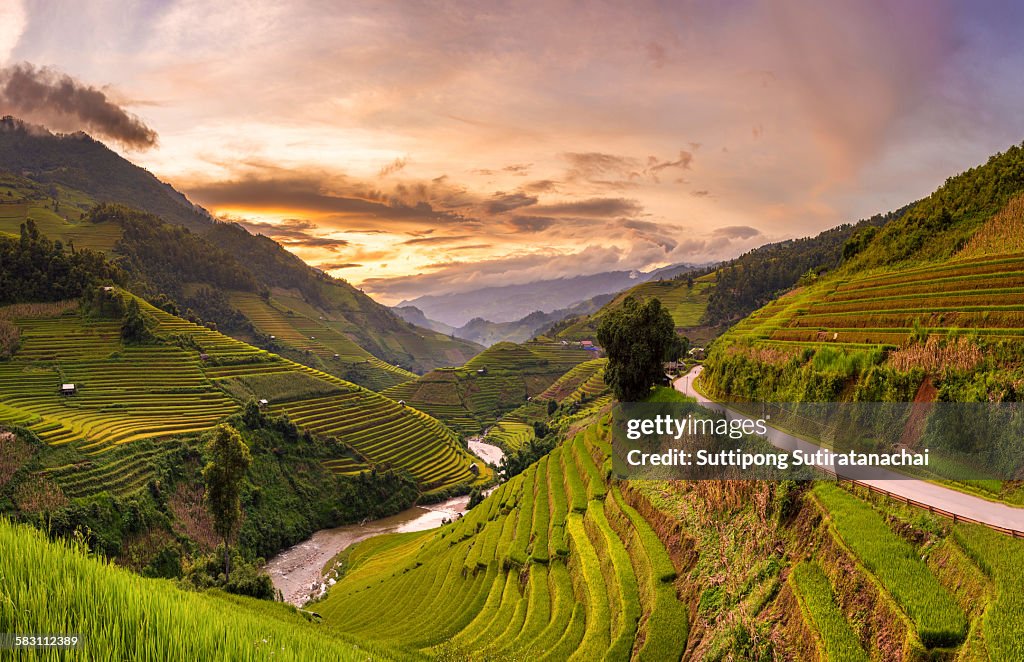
[0,292,485,492]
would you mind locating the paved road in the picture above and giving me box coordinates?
[674,365,1024,532]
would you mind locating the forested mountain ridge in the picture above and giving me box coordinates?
[0,117,210,231]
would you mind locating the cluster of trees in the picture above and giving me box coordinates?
[205,222,325,306]
[499,436,557,480]
[99,205,258,295]
[598,296,677,401]
[851,142,1024,268]
[0,219,122,305]
[82,205,256,331]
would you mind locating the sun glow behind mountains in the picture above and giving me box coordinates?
[4,0,1024,301]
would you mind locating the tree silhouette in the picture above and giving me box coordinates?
[598,296,675,401]
[203,424,251,581]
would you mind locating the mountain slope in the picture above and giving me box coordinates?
[392,305,456,335]
[0,289,486,492]
[0,117,210,231]
[703,141,1024,408]
[380,341,596,436]
[0,126,484,381]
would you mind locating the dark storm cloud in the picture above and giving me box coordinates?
[484,191,537,214]
[531,197,642,218]
[0,62,157,148]
[240,218,350,250]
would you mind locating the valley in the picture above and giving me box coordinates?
[4,116,1024,662]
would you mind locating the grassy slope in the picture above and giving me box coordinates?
[380,341,596,436]
[0,292,486,493]
[551,274,717,344]
[0,518,408,661]
[0,172,119,251]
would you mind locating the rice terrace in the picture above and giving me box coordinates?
[5,2,1024,661]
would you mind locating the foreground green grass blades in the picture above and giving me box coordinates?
[0,518,408,661]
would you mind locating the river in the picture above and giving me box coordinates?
[265,439,504,606]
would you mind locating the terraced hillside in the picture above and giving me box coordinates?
[0,292,486,492]
[381,341,594,436]
[231,292,416,390]
[724,254,1024,350]
[318,417,690,660]
[317,402,1024,660]
[0,172,121,251]
[550,273,718,345]
[704,145,1024,406]
[481,359,611,454]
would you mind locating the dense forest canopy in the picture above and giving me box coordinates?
[0,219,121,304]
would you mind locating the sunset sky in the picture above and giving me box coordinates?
[3,1,1024,303]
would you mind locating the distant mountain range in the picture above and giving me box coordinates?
[397,265,702,328]
[395,292,616,346]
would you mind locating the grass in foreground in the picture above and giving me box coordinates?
[0,518,405,661]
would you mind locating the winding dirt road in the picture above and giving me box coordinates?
[675,366,1024,533]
